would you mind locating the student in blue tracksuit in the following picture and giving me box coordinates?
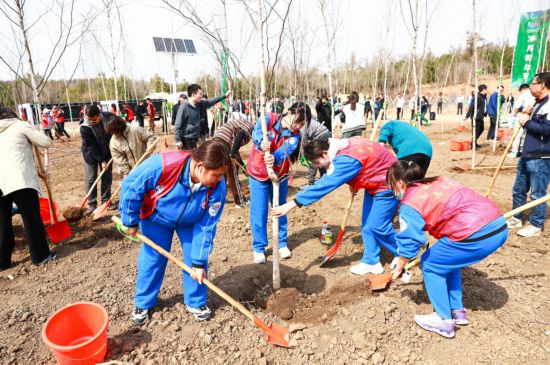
[246,108,306,264]
[378,120,433,173]
[388,161,507,338]
[118,139,229,324]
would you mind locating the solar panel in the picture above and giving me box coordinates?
[184,39,196,54]
[163,38,175,52]
[174,38,187,53]
[153,37,166,52]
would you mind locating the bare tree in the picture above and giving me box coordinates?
[0,0,92,120]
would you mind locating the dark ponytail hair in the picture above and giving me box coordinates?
[0,107,18,120]
[192,138,230,169]
[304,139,330,161]
[288,102,311,124]
[386,160,438,190]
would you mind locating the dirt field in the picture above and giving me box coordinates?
[1,113,549,365]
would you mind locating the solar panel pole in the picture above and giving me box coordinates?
[171,49,178,94]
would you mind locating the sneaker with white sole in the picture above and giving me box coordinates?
[517,223,542,237]
[506,216,523,229]
[186,305,212,321]
[414,312,456,338]
[279,246,292,259]
[131,307,149,325]
[350,262,384,276]
[253,251,267,264]
[390,256,400,270]
[451,308,469,325]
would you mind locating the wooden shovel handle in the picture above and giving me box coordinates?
[340,191,356,232]
[485,123,522,197]
[80,159,114,208]
[504,194,550,219]
[33,146,56,222]
[111,216,256,323]
[369,109,384,141]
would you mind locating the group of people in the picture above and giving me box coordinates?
[1,72,549,342]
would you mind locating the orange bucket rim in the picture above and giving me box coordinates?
[41,301,109,352]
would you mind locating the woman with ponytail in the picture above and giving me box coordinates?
[387,160,508,338]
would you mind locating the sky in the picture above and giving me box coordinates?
[1,0,549,85]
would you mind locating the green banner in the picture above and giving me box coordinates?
[220,50,229,113]
[512,10,550,88]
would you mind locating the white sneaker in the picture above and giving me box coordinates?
[506,152,518,159]
[253,251,267,264]
[517,223,542,237]
[350,262,384,276]
[279,246,292,259]
[506,216,523,229]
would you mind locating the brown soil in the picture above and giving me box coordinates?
[62,206,85,221]
[1,117,549,365]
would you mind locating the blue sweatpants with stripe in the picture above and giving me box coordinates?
[134,217,207,310]
[361,189,399,264]
[249,177,288,253]
[421,216,508,319]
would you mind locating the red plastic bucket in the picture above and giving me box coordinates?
[450,140,463,151]
[42,302,109,365]
[456,125,466,132]
[497,128,504,138]
[461,140,472,150]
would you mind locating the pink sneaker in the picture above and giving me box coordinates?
[452,308,469,325]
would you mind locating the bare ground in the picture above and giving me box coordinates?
[0,115,549,365]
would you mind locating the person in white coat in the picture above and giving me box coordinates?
[0,108,56,270]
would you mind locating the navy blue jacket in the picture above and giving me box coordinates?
[522,96,550,159]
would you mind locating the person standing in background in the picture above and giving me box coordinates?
[146,98,156,132]
[436,92,444,114]
[364,96,373,120]
[487,85,505,140]
[456,94,464,115]
[316,96,333,132]
[395,94,404,120]
[136,101,146,128]
[464,84,488,149]
[340,91,366,138]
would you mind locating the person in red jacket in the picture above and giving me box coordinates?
[247,110,305,264]
[272,137,399,276]
[122,102,135,122]
[387,160,508,338]
[51,106,70,139]
[146,98,156,132]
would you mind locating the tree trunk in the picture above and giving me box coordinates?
[471,0,478,169]
[320,0,335,128]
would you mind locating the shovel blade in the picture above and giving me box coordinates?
[92,203,109,220]
[45,219,71,244]
[320,229,344,267]
[267,323,291,348]
[253,317,290,347]
[367,273,393,291]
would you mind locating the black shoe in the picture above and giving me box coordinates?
[131,307,149,325]
[36,251,57,266]
[108,203,117,210]
[86,205,97,215]
[186,305,212,321]
[475,144,482,149]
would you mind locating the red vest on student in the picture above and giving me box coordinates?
[126,107,135,121]
[140,151,213,219]
[401,177,502,241]
[337,137,397,194]
[247,113,297,181]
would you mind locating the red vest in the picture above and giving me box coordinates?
[337,137,397,194]
[247,113,297,181]
[126,107,135,121]
[140,151,214,219]
[402,177,502,241]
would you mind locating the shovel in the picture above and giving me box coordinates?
[485,123,522,197]
[367,194,550,291]
[34,146,71,243]
[112,216,290,348]
[92,139,160,220]
[320,191,356,266]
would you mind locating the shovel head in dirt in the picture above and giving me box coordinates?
[253,318,291,348]
[91,202,110,220]
[45,219,71,244]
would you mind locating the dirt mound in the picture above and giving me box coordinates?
[63,206,84,221]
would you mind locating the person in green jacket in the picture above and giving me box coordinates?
[378,120,433,173]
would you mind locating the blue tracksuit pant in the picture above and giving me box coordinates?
[249,177,288,253]
[134,217,207,309]
[421,216,508,319]
[361,189,399,264]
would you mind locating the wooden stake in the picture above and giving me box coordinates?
[485,124,521,197]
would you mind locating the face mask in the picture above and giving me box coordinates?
[394,190,405,201]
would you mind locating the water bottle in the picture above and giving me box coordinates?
[321,221,332,245]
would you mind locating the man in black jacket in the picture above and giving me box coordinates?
[80,105,114,213]
[171,93,187,126]
[175,84,230,150]
[315,96,332,132]
[464,84,488,149]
